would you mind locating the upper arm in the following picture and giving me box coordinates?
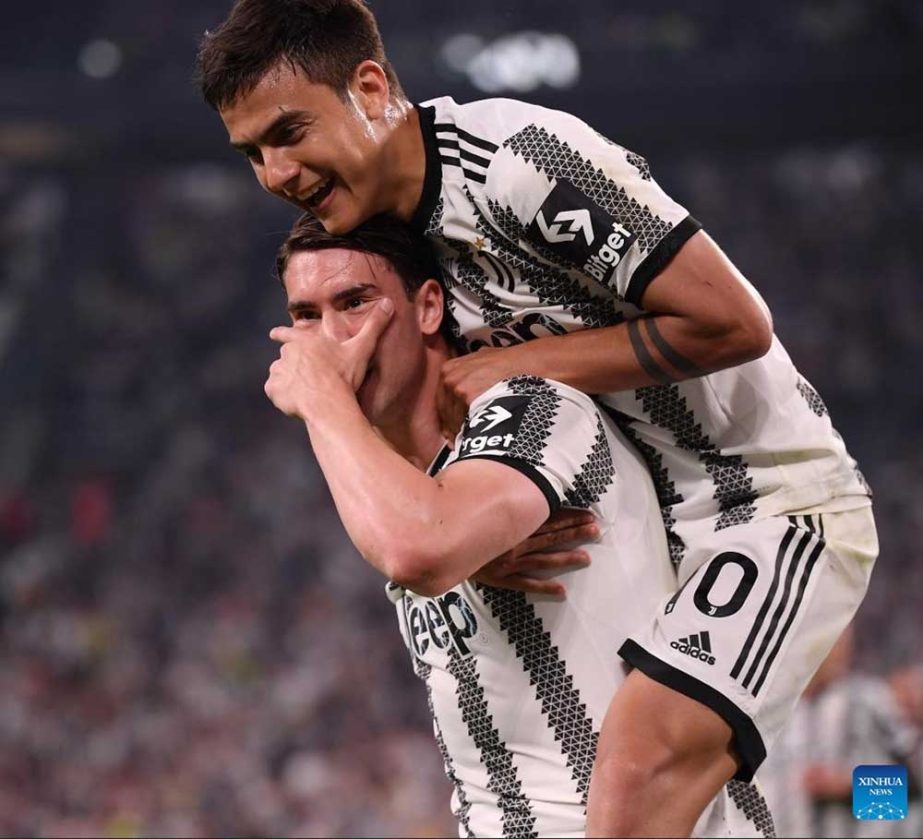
[496,111,771,349]
[430,457,552,570]
[639,229,773,343]
[497,112,697,303]
[402,378,610,595]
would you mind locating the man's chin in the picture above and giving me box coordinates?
[314,198,373,236]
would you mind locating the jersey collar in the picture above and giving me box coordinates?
[409,104,443,235]
[426,443,452,477]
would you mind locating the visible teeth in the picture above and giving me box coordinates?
[300,178,331,202]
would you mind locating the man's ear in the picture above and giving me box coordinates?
[351,60,390,120]
[416,279,445,337]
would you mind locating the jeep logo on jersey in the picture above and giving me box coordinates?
[526,179,636,286]
[458,396,530,456]
[406,591,479,657]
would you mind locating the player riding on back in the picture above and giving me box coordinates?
[197,1,878,835]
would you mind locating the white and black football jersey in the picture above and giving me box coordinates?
[409,95,871,569]
[388,376,774,838]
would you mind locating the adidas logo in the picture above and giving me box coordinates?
[670,631,716,666]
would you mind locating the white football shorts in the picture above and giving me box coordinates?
[620,505,878,780]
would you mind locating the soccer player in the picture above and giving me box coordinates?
[263,210,773,837]
[197,1,878,834]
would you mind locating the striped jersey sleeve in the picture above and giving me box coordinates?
[495,114,699,304]
[437,98,700,305]
[448,375,614,515]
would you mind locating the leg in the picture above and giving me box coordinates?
[603,508,876,837]
[587,669,738,838]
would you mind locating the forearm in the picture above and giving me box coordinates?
[494,312,765,395]
[303,393,535,595]
[304,397,452,588]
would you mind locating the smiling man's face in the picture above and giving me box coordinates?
[221,63,391,235]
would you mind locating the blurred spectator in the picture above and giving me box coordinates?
[758,627,921,838]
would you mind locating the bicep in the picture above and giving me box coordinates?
[434,458,552,566]
[640,230,773,331]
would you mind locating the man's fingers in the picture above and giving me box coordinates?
[446,398,466,440]
[436,380,467,442]
[504,550,591,575]
[519,523,599,554]
[350,298,394,355]
[537,508,597,535]
[269,325,298,344]
[492,574,567,597]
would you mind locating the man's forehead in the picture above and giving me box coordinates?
[222,62,329,120]
[285,248,393,297]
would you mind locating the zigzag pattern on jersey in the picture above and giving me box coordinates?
[443,238,515,328]
[796,379,829,417]
[447,649,538,838]
[504,124,674,260]
[635,385,758,531]
[426,192,514,328]
[505,377,563,465]
[725,780,777,838]
[563,414,615,509]
[482,195,628,325]
[479,585,599,806]
[412,659,475,838]
[425,196,445,238]
[601,404,686,569]
[426,198,469,345]
[487,194,575,267]
[625,150,653,181]
[589,128,653,182]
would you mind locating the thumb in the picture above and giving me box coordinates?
[349,296,394,359]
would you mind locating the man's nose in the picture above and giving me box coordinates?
[322,313,356,344]
[262,149,300,195]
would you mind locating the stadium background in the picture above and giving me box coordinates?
[1,1,921,835]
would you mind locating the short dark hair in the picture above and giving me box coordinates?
[196,0,404,110]
[276,212,440,298]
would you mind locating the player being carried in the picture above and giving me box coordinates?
[197,1,878,835]
[264,210,773,838]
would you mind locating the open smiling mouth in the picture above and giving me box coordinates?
[304,177,335,209]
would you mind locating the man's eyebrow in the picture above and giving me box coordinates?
[230,110,312,153]
[287,283,377,313]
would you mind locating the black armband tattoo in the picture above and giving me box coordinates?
[644,319,708,379]
[627,320,676,385]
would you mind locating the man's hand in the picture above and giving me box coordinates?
[438,345,528,440]
[265,299,394,419]
[472,509,599,596]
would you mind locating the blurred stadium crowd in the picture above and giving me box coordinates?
[2,142,921,838]
[2,0,922,836]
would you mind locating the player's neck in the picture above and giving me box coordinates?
[374,343,448,471]
[380,103,426,223]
